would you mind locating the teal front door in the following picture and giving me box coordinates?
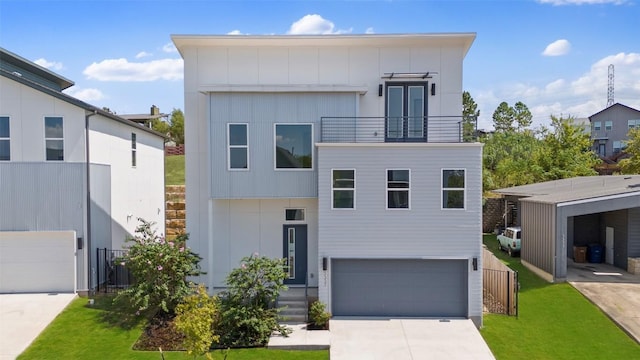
[283,225,307,285]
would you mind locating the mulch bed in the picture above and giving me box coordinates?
[133,314,185,351]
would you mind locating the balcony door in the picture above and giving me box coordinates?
[386,82,427,142]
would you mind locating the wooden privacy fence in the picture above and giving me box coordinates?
[483,247,518,316]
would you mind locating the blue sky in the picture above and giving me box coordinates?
[1,0,638,130]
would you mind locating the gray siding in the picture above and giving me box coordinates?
[590,104,640,156]
[209,93,356,198]
[628,207,640,258]
[0,163,85,234]
[521,200,555,276]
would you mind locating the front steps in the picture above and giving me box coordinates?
[278,287,316,323]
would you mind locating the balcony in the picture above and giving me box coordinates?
[320,116,475,143]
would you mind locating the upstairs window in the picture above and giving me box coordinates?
[0,116,9,161]
[442,169,465,209]
[605,121,613,131]
[386,83,426,142]
[593,121,601,131]
[131,133,137,167]
[274,124,313,170]
[332,169,355,209]
[629,119,640,130]
[45,117,64,161]
[387,169,410,209]
[228,123,248,170]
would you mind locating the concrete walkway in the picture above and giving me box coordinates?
[0,293,77,360]
[269,319,495,360]
[567,259,640,344]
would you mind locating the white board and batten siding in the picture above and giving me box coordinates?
[317,143,484,323]
[0,231,77,293]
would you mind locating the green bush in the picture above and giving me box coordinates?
[309,300,331,328]
[215,254,291,347]
[114,218,203,317]
[174,285,219,359]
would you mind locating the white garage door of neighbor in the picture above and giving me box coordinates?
[0,231,77,293]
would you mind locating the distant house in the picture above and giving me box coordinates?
[173,33,484,327]
[589,103,640,158]
[120,105,169,129]
[0,47,166,294]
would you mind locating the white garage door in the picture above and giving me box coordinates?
[332,259,468,317]
[0,231,76,293]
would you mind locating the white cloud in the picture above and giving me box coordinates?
[538,0,628,5]
[227,30,244,35]
[365,27,375,34]
[287,14,352,35]
[34,58,63,71]
[162,42,178,53]
[135,51,152,59]
[473,52,640,130]
[83,58,184,82]
[542,39,571,56]
[63,87,105,102]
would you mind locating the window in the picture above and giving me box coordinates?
[131,133,137,167]
[593,121,601,131]
[605,121,613,131]
[285,209,305,221]
[386,83,426,141]
[442,169,465,209]
[0,116,9,161]
[613,141,622,154]
[274,124,312,169]
[332,169,355,209]
[228,123,248,170]
[629,119,640,130]
[387,169,410,209]
[45,117,63,161]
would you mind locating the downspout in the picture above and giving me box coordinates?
[85,110,98,293]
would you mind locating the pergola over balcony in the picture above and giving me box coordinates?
[320,116,476,143]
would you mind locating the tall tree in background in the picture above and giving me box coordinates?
[492,102,516,132]
[619,128,640,174]
[513,101,532,131]
[169,108,185,145]
[462,91,480,142]
[151,118,170,138]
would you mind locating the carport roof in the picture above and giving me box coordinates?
[493,175,640,204]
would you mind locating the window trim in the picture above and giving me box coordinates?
[227,123,249,171]
[44,116,64,161]
[605,120,613,131]
[331,169,356,210]
[386,169,410,210]
[0,116,9,161]
[284,208,306,223]
[273,123,314,171]
[131,132,137,167]
[441,168,466,210]
[593,121,601,131]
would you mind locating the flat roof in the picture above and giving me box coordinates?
[493,175,640,204]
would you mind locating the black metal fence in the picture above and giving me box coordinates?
[96,248,134,293]
[483,268,519,316]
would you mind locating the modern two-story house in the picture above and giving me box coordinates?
[590,103,640,158]
[0,48,166,294]
[173,33,483,326]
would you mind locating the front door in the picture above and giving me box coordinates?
[283,225,307,285]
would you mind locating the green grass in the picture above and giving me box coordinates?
[480,234,640,360]
[18,296,327,360]
[165,155,185,186]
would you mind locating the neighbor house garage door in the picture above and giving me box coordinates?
[0,231,76,293]
[332,259,468,317]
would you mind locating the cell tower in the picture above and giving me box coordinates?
[607,64,614,107]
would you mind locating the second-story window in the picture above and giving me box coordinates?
[0,116,9,161]
[605,121,613,131]
[442,169,465,209]
[386,83,426,142]
[228,123,248,170]
[332,169,355,209]
[274,124,312,170]
[387,169,410,209]
[629,119,640,130]
[45,116,64,161]
[593,121,601,131]
[131,133,137,167]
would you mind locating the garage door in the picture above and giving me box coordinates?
[332,259,468,317]
[0,231,76,293]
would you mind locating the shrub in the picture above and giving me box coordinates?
[215,254,291,347]
[309,300,331,328]
[114,218,203,317]
[174,285,219,359]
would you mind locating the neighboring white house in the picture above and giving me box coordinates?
[172,34,483,326]
[0,47,166,294]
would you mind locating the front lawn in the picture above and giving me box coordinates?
[481,234,640,359]
[18,296,327,360]
[165,154,185,186]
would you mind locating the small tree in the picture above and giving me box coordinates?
[620,127,640,174]
[174,285,219,359]
[215,254,290,347]
[114,219,203,317]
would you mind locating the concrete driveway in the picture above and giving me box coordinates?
[0,293,76,360]
[330,318,495,360]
